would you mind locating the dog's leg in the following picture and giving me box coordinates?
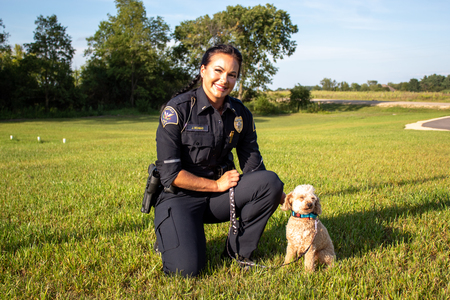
[284,243,296,264]
[304,248,316,272]
[318,248,335,269]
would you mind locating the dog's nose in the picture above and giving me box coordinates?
[306,202,313,209]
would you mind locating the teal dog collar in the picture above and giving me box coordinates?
[292,212,318,219]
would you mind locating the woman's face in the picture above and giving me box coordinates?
[200,53,239,103]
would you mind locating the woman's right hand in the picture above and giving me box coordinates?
[215,169,240,192]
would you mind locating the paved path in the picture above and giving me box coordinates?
[312,99,450,131]
[405,116,450,131]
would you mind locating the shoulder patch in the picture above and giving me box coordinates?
[161,106,179,127]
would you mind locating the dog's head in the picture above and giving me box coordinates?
[281,184,322,215]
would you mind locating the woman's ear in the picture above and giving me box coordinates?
[200,65,205,78]
[313,197,322,215]
[281,193,293,211]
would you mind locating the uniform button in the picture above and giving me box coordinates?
[218,120,222,124]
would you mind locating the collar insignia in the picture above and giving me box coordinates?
[234,116,243,133]
[161,106,178,128]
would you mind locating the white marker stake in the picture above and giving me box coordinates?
[10,135,13,140]
[37,136,41,142]
[63,138,66,143]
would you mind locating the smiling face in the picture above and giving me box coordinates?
[200,53,239,105]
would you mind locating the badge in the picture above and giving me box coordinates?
[234,116,243,133]
[161,106,178,127]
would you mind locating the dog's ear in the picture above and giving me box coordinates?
[281,192,293,211]
[313,196,322,215]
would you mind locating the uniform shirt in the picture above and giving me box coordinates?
[156,86,265,189]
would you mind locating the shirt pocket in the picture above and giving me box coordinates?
[223,131,239,152]
[181,132,215,165]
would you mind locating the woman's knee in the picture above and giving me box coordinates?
[162,254,204,277]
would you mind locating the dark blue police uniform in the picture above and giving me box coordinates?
[154,86,283,276]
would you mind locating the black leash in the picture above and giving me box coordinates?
[227,187,318,269]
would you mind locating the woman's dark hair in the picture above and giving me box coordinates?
[172,44,243,98]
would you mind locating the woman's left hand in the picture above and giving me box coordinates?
[279,192,286,205]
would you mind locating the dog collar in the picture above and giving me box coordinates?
[292,212,318,219]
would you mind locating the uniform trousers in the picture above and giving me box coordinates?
[153,170,283,277]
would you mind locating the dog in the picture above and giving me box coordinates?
[281,184,335,271]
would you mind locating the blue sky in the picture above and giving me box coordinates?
[2,0,449,89]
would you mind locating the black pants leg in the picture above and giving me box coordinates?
[205,170,284,258]
[154,170,283,277]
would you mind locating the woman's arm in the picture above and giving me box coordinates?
[172,169,240,193]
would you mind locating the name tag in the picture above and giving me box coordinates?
[186,124,209,132]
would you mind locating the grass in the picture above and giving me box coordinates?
[311,91,450,102]
[1,105,449,299]
[267,90,450,103]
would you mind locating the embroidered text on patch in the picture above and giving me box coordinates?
[186,124,209,132]
[161,106,178,127]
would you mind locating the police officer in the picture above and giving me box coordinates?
[154,44,284,277]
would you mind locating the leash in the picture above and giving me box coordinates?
[227,188,318,269]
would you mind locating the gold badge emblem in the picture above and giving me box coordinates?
[234,116,243,133]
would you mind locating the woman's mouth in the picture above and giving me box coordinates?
[214,83,227,92]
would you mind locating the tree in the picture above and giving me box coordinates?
[408,78,420,92]
[320,78,337,91]
[25,15,75,110]
[85,0,170,107]
[0,19,10,53]
[351,83,361,91]
[360,83,369,91]
[339,81,351,91]
[290,84,311,112]
[174,4,298,99]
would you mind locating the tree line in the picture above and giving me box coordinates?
[313,76,450,92]
[0,0,298,118]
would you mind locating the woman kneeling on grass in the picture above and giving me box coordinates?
[154,44,285,277]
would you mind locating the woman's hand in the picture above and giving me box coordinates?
[279,192,286,205]
[215,169,240,192]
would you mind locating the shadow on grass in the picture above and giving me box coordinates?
[202,178,449,273]
[1,114,161,125]
[3,177,448,276]
[320,103,371,112]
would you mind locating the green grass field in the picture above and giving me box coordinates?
[1,105,449,299]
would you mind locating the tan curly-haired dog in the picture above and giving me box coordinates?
[281,184,335,271]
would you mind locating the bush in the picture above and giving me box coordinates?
[252,94,280,115]
[305,102,323,113]
[290,84,312,112]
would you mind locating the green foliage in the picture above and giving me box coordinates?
[320,78,337,91]
[289,84,311,112]
[24,15,76,111]
[338,81,351,91]
[251,94,280,115]
[84,0,188,110]
[0,19,11,53]
[174,4,298,98]
[351,82,361,91]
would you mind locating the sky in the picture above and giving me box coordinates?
[1,0,449,89]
